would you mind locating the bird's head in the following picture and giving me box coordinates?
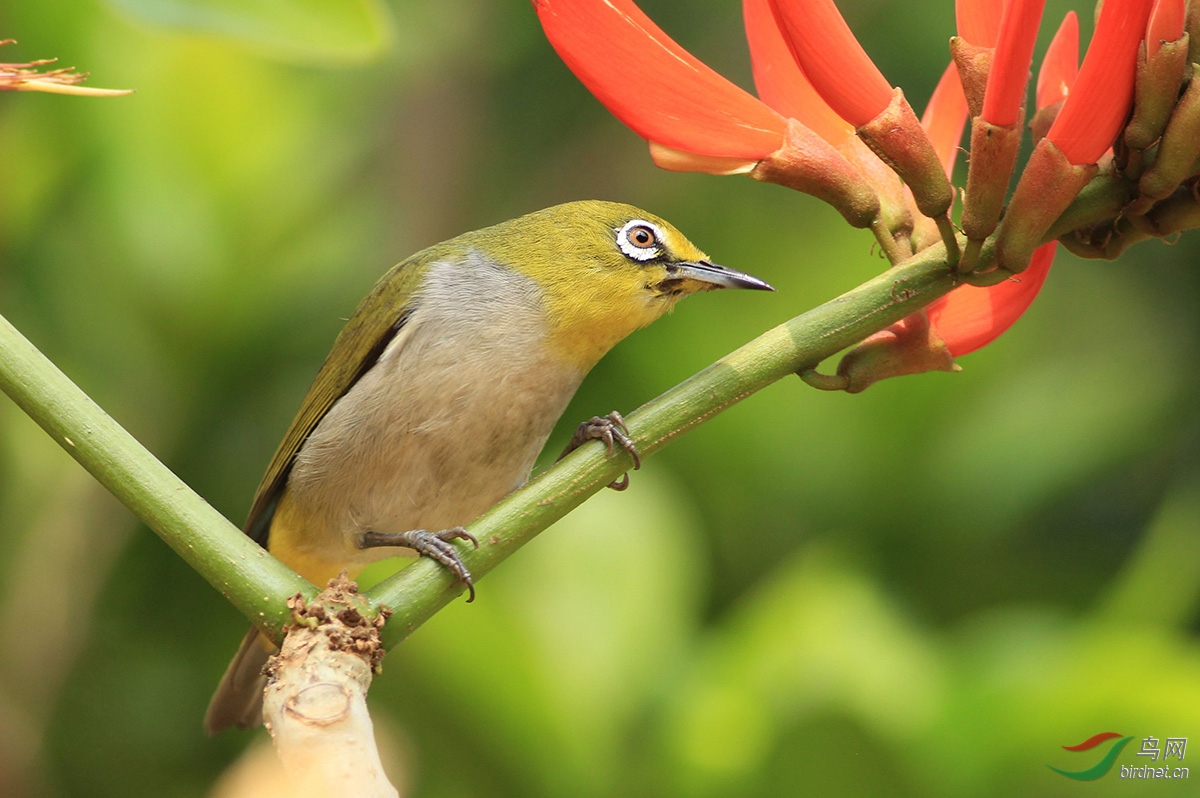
[472,200,772,370]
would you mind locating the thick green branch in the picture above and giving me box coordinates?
[0,245,955,650]
[0,314,313,641]
[0,169,1130,648]
[369,243,959,647]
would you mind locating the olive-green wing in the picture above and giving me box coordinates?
[243,254,433,546]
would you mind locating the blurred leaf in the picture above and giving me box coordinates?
[372,470,706,796]
[656,546,942,796]
[1097,472,1200,628]
[923,611,1200,797]
[102,0,393,64]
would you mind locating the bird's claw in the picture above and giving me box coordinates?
[560,411,641,490]
[360,527,479,602]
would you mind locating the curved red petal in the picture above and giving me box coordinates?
[535,0,785,158]
[922,61,970,178]
[1045,0,1155,165]
[1036,11,1079,110]
[648,142,759,175]
[927,242,1057,356]
[956,0,1004,47]
[981,0,1048,127]
[743,0,853,143]
[1146,0,1186,57]
[768,0,893,126]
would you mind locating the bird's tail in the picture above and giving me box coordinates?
[204,626,274,735]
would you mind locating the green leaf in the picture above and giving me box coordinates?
[103,0,392,64]
[369,471,706,795]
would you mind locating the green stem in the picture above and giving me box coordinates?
[0,313,313,643]
[1045,171,1136,242]
[369,243,959,648]
[0,167,1131,648]
[869,215,908,264]
[934,214,961,266]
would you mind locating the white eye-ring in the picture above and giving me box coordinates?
[616,219,664,262]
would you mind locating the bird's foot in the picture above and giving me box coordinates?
[360,527,479,602]
[559,411,641,491]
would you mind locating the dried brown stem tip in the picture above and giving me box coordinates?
[0,40,132,96]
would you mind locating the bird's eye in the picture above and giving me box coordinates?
[616,219,664,262]
[629,226,655,247]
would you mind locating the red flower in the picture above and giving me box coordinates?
[1035,12,1079,111]
[919,53,1058,356]
[743,0,853,145]
[924,5,1082,356]
[535,0,1164,363]
[921,63,968,179]
[765,0,893,127]
[534,0,784,171]
[536,0,897,231]
[955,0,1002,47]
[533,0,880,176]
[1044,0,1155,165]
[1146,0,1186,59]
[995,0,1154,272]
[959,0,1049,253]
[980,0,1047,128]
[927,244,1057,356]
[766,0,953,220]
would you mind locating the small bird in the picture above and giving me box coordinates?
[204,200,771,734]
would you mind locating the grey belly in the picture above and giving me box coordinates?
[282,326,582,563]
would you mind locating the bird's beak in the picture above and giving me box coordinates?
[669,260,774,292]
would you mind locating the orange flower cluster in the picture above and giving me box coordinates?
[535,0,1192,363]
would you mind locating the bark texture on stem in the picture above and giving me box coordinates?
[262,577,397,797]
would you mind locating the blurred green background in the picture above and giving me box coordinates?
[2,0,1199,795]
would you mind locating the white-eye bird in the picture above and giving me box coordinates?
[204,200,771,734]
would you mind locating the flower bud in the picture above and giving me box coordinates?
[822,312,960,394]
[1125,35,1190,151]
[1029,12,1080,142]
[750,119,882,230]
[1134,74,1200,210]
[857,89,956,219]
[949,37,993,117]
[996,139,1096,272]
[961,119,1025,242]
